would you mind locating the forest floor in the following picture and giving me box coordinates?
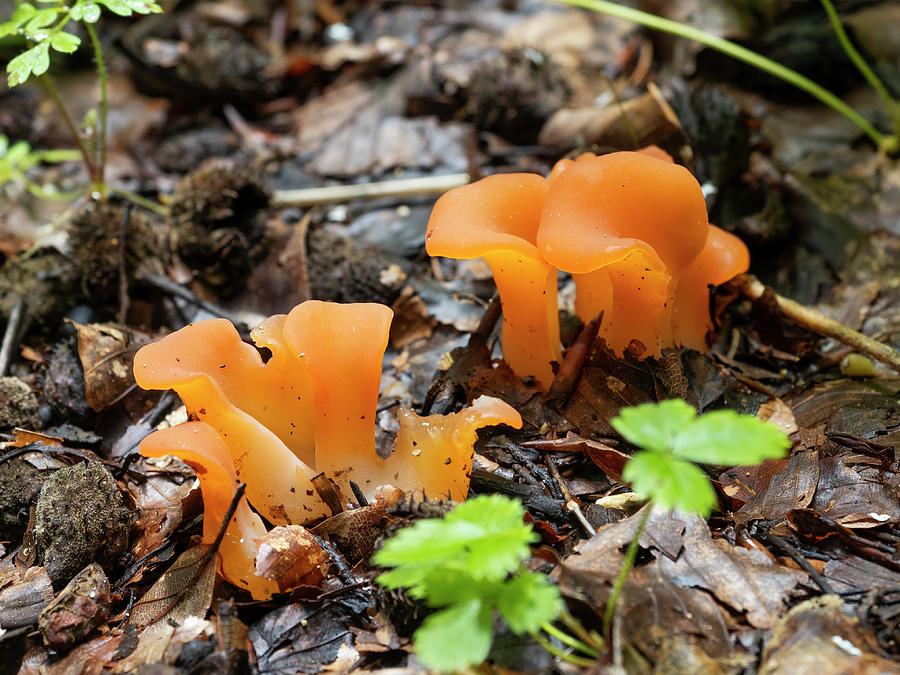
[1,0,899,673]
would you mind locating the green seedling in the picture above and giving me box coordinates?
[0,134,81,199]
[603,399,791,634]
[1,0,163,199]
[559,0,900,155]
[374,495,590,671]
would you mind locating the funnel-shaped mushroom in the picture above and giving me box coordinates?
[672,225,750,350]
[282,301,393,489]
[140,422,280,600]
[133,320,328,525]
[538,151,710,356]
[426,174,560,389]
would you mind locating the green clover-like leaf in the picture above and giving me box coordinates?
[670,409,791,466]
[7,41,50,86]
[622,450,717,516]
[611,399,697,454]
[497,570,563,634]
[50,29,80,53]
[413,599,493,672]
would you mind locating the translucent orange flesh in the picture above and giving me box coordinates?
[281,301,393,490]
[672,225,750,350]
[539,151,709,275]
[133,320,328,525]
[390,395,522,501]
[139,422,279,600]
[426,174,561,389]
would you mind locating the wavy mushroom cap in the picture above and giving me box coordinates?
[538,151,709,276]
[425,174,550,260]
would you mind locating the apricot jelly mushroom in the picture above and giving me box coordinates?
[133,319,328,525]
[426,174,561,389]
[281,300,393,490]
[672,224,750,350]
[538,151,710,357]
[280,301,522,500]
[140,422,279,600]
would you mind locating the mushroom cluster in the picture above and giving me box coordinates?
[426,149,750,389]
[134,300,522,598]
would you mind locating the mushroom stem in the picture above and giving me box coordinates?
[484,251,561,389]
[140,422,280,600]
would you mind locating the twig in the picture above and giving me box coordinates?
[734,274,900,373]
[295,210,313,302]
[0,296,25,377]
[544,452,596,536]
[764,533,835,594]
[547,312,602,409]
[271,173,470,207]
[206,483,246,561]
[139,274,250,331]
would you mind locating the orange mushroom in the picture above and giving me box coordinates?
[426,174,560,389]
[538,151,710,356]
[140,422,279,600]
[133,319,328,525]
[135,301,523,512]
[281,301,393,488]
[672,225,750,350]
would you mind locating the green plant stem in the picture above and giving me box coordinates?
[84,21,107,196]
[38,75,96,180]
[819,0,900,136]
[109,186,170,216]
[558,0,887,148]
[602,503,652,637]
[559,609,604,652]
[533,632,598,667]
[540,622,600,658]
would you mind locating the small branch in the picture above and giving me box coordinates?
[0,296,25,377]
[735,274,900,373]
[271,173,470,207]
[138,274,250,331]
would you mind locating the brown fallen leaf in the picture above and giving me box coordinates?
[657,514,809,630]
[732,449,819,525]
[759,595,900,674]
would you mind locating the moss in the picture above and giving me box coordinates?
[35,461,131,585]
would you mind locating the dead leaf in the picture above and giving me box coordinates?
[72,322,144,413]
[128,544,216,628]
[759,595,900,674]
[658,515,808,630]
[733,449,819,524]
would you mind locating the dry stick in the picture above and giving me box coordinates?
[547,312,602,408]
[544,452,597,537]
[271,173,470,207]
[0,296,25,377]
[139,274,250,332]
[735,274,900,373]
